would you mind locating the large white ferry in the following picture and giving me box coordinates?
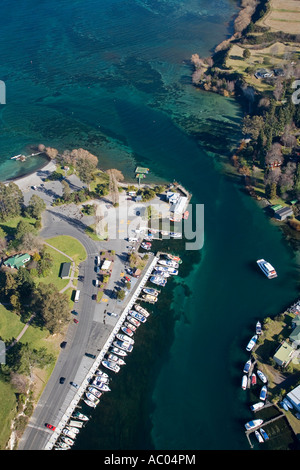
[256,259,277,279]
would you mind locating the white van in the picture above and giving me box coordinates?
[128,237,138,242]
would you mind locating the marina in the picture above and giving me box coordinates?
[45,250,182,450]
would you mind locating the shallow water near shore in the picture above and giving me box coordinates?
[1,0,299,450]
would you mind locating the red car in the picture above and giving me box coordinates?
[124,276,131,282]
[46,423,56,431]
[73,319,79,324]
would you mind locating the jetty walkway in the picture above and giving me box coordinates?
[44,253,160,450]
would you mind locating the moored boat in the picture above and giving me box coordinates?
[150,275,167,286]
[142,294,158,303]
[85,392,100,404]
[246,335,258,352]
[124,321,136,332]
[127,315,141,327]
[165,254,182,263]
[129,310,147,323]
[88,387,102,398]
[92,380,111,392]
[62,428,76,439]
[259,385,267,401]
[243,359,252,374]
[158,259,178,268]
[250,402,264,412]
[72,411,89,421]
[121,325,134,337]
[134,304,150,317]
[242,375,248,390]
[283,398,293,410]
[113,339,133,352]
[251,373,257,386]
[68,420,84,428]
[255,430,264,443]
[244,419,263,430]
[116,333,134,344]
[110,345,127,356]
[143,287,160,296]
[256,259,277,279]
[256,321,262,335]
[257,369,267,384]
[107,353,126,366]
[280,401,289,411]
[102,360,120,373]
[95,370,109,378]
[153,270,170,278]
[260,428,269,441]
[83,399,96,408]
[61,436,74,446]
[66,426,79,434]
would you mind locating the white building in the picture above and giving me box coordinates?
[170,196,188,216]
[101,260,112,270]
[286,385,300,413]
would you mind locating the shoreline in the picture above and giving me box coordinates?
[3,157,56,191]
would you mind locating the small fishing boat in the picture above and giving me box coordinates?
[165,254,182,263]
[102,360,120,373]
[62,428,76,439]
[246,335,258,352]
[88,387,102,398]
[250,402,264,412]
[255,430,264,443]
[110,345,127,356]
[243,359,252,374]
[260,428,269,441]
[141,242,151,250]
[95,370,109,378]
[143,287,160,296]
[124,321,136,332]
[113,340,133,353]
[85,392,100,404]
[257,369,267,384]
[134,304,150,317]
[83,399,97,408]
[107,353,126,366]
[251,373,257,386]
[256,321,262,335]
[244,419,263,431]
[58,442,71,450]
[242,375,248,390]
[92,380,111,392]
[150,275,167,286]
[129,310,147,323]
[68,420,84,428]
[142,294,158,303]
[259,385,267,401]
[153,270,170,278]
[127,315,141,327]
[66,426,79,434]
[158,259,178,268]
[121,325,134,337]
[72,411,89,421]
[61,436,74,446]
[116,333,134,344]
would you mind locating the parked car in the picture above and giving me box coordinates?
[107,312,118,317]
[71,310,78,316]
[60,341,67,349]
[70,382,79,389]
[92,294,97,300]
[46,423,56,431]
[73,319,79,324]
[59,377,66,384]
[85,353,96,359]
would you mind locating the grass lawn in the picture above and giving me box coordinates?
[0,379,17,449]
[0,305,26,342]
[46,235,87,265]
[34,246,70,291]
[0,215,37,239]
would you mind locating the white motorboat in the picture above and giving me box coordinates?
[92,380,111,392]
[116,333,134,344]
[85,392,100,405]
[244,419,263,431]
[257,369,267,384]
[102,360,120,373]
[134,304,150,317]
[95,370,109,378]
[255,430,264,443]
[88,387,102,398]
[257,259,277,279]
[242,375,248,390]
[127,315,141,327]
[256,321,262,335]
[110,345,127,356]
[124,321,136,332]
[113,340,133,353]
[243,359,252,374]
[121,325,134,337]
[246,335,258,352]
[250,402,264,412]
[84,399,96,408]
[107,353,126,366]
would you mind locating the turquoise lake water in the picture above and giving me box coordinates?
[0,0,299,450]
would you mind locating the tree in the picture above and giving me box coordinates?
[242,115,264,140]
[243,48,251,59]
[0,182,24,221]
[32,283,70,334]
[265,143,283,168]
[15,220,35,242]
[26,194,46,219]
[117,289,125,301]
[61,180,71,201]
